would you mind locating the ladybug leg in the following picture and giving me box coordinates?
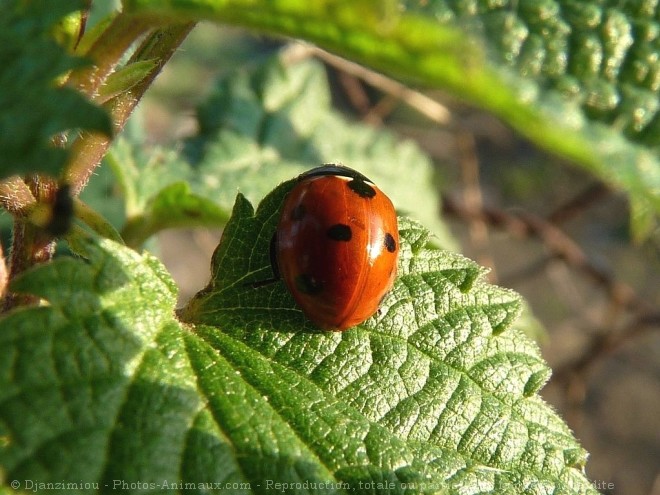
[250,233,281,288]
[375,293,389,316]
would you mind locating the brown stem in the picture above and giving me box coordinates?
[456,131,496,281]
[552,312,660,383]
[282,44,452,125]
[64,22,196,196]
[2,14,154,311]
[337,72,372,116]
[441,195,644,313]
[1,21,195,312]
[67,13,153,98]
[2,222,56,311]
[547,182,611,225]
[0,176,37,215]
[2,176,58,312]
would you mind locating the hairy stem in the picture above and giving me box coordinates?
[2,20,195,312]
[64,21,196,195]
[0,176,37,215]
[2,176,58,312]
[68,12,152,98]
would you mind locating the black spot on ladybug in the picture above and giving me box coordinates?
[327,224,352,242]
[347,178,376,199]
[295,274,323,295]
[291,204,306,221]
[384,233,397,253]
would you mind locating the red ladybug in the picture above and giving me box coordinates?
[272,164,399,331]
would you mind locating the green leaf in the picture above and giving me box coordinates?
[0,0,112,179]
[180,181,594,493]
[97,59,158,103]
[123,0,659,235]
[0,200,597,493]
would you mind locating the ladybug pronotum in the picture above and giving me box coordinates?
[272,164,399,331]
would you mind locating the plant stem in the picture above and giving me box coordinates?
[64,21,196,196]
[67,13,152,98]
[2,176,58,312]
[73,198,124,243]
[283,44,452,125]
[2,223,56,311]
[0,176,37,215]
[2,20,194,311]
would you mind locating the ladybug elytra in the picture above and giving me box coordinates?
[269,164,399,331]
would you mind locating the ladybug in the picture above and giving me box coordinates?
[270,164,399,331]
